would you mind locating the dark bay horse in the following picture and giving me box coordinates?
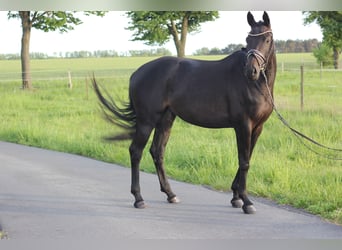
[92,11,276,214]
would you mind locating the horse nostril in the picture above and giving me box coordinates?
[245,64,259,80]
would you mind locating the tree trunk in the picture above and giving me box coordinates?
[333,47,339,69]
[20,11,32,89]
[175,43,185,58]
[177,13,189,58]
[169,13,189,58]
[169,21,185,58]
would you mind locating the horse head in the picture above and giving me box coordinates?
[245,11,274,81]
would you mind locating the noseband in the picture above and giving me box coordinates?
[247,49,267,71]
[246,30,273,72]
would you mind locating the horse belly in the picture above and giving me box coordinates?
[180,115,233,129]
[170,99,233,129]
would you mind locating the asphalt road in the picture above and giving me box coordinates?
[0,141,341,239]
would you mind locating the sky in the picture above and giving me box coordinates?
[0,11,323,56]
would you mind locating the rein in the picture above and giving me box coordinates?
[261,70,342,161]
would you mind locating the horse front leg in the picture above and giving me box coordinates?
[231,123,256,214]
[231,124,263,210]
[231,169,243,208]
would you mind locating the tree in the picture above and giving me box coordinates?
[7,11,106,89]
[126,11,219,58]
[303,11,342,69]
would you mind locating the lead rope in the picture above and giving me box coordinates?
[261,70,342,160]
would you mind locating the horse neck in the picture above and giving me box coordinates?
[265,49,277,92]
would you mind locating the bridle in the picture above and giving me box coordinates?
[246,30,273,72]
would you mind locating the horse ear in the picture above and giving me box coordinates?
[263,11,270,27]
[247,11,256,27]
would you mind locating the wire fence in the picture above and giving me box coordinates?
[278,60,342,72]
[0,69,134,83]
[0,58,341,83]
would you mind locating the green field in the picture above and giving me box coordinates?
[0,54,341,224]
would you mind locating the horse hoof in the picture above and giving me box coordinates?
[168,196,181,204]
[231,198,243,208]
[242,205,256,214]
[134,200,146,209]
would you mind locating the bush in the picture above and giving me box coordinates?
[313,43,334,67]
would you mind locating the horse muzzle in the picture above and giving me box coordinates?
[245,49,266,81]
[245,63,260,81]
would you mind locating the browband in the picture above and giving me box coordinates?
[248,30,273,37]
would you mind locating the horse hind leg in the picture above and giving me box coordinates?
[150,110,180,204]
[129,123,154,209]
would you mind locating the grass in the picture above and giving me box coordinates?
[0,54,341,224]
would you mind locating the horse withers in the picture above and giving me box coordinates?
[92,11,276,214]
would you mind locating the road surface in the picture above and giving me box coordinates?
[0,141,341,239]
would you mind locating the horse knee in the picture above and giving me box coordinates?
[239,162,250,172]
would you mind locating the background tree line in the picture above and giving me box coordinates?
[194,39,321,55]
[0,47,172,60]
[0,38,322,60]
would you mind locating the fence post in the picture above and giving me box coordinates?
[300,65,304,111]
[68,70,73,89]
[85,77,89,100]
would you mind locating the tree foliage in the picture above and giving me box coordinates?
[126,11,219,57]
[8,11,105,32]
[303,11,342,69]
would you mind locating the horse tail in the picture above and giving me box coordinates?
[91,76,135,140]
